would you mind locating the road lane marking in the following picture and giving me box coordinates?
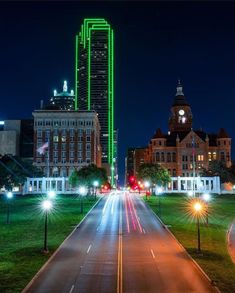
[150,249,156,259]
[143,228,146,234]
[87,244,92,254]
[69,284,74,293]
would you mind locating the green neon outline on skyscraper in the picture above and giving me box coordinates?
[75,18,115,185]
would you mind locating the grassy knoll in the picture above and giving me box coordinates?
[0,194,98,293]
[145,194,235,293]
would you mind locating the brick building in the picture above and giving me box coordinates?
[33,110,101,177]
[144,82,232,177]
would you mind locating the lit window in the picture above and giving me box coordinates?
[62,136,66,142]
[197,155,204,161]
[213,152,217,160]
[208,152,212,161]
[53,136,59,142]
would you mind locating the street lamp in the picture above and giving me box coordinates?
[156,187,163,217]
[144,181,150,199]
[192,200,204,253]
[78,186,87,214]
[42,199,53,253]
[188,190,193,197]
[47,190,56,199]
[93,181,99,199]
[202,193,211,225]
[6,191,13,224]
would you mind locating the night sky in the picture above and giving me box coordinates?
[1,1,235,183]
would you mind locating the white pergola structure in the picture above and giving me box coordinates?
[164,176,220,194]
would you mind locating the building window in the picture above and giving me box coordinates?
[172,152,176,162]
[86,136,91,142]
[54,143,58,150]
[197,155,204,161]
[86,159,91,164]
[86,129,91,135]
[86,143,91,150]
[78,143,82,151]
[37,130,42,138]
[167,152,171,162]
[173,169,176,176]
[213,152,217,160]
[53,151,58,158]
[62,136,66,142]
[53,158,58,164]
[86,151,91,158]
[62,143,66,150]
[61,158,66,164]
[78,151,82,158]
[62,151,66,158]
[70,151,74,158]
[70,143,74,150]
[208,152,212,161]
[220,151,225,161]
[70,159,74,164]
[156,152,160,162]
[78,136,83,142]
[224,140,226,145]
[161,152,164,162]
[226,152,230,162]
[53,135,59,142]
[70,129,75,136]
[159,141,162,146]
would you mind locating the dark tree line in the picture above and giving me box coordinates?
[0,155,43,190]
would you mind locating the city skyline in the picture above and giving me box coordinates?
[1,2,235,183]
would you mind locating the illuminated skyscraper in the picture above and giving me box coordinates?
[75,18,114,183]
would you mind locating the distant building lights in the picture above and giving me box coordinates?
[0,121,5,125]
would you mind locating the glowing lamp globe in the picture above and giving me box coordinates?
[194,202,202,212]
[6,192,13,199]
[202,193,211,202]
[42,200,52,211]
[47,190,56,199]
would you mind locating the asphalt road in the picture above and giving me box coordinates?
[24,192,217,293]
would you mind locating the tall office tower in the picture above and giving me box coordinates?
[75,18,114,184]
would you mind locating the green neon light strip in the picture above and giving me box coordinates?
[75,35,78,110]
[88,29,91,110]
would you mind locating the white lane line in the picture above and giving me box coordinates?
[87,244,92,254]
[143,228,146,234]
[69,284,75,293]
[150,249,155,259]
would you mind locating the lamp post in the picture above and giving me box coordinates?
[156,187,163,217]
[202,193,211,225]
[93,181,99,199]
[144,181,150,199]
[42,199,53,253]
[193,201,203,253]
[78,186,87,214]
[47,190,56,199]
[6,191,13,224]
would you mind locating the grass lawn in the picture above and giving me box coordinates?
[145,194,235,293]
[0,194,98,293]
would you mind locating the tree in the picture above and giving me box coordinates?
[0,155,43,190]
[69,164,108,193]
[138,163,171,188]
[201,160,235,183]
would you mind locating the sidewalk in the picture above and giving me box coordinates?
[228,222,235,264]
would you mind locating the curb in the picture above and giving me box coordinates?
[227,222,235,264]
[22,196,103,293]
[143,198,221,293]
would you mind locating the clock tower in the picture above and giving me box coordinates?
[168,81,193,132]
